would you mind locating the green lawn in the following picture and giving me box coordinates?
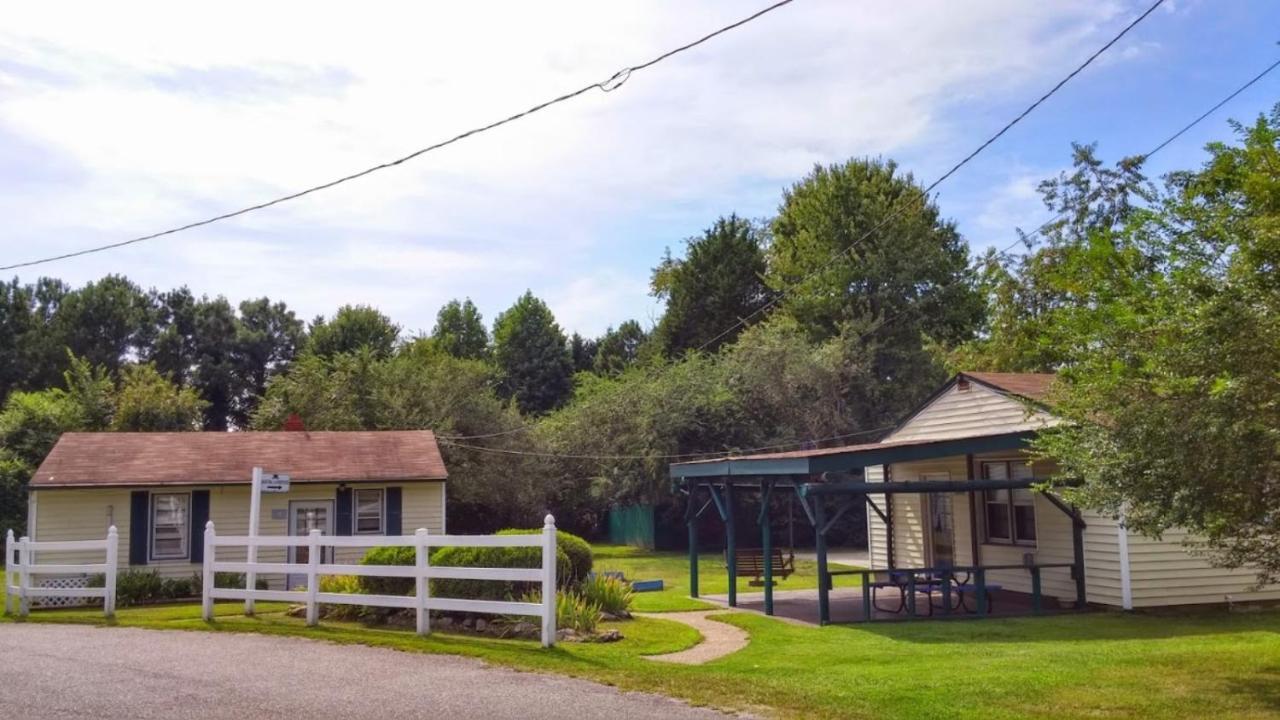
[5,554,1280,719]
[592,543,861,612]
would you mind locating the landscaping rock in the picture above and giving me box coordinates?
[556,629,579,642]
[601,611,632,621]
[592,629,623,643]
[475,618,488,633]
[285,605,306,618]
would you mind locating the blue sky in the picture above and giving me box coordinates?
[1,0,1277,337]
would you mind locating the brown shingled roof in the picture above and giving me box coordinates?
[961,371,1055,402]
[32,431,447,488]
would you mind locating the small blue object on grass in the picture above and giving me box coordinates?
[631,579,664,593]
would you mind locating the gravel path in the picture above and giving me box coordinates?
[637,611,750,665]
[0,623,739,719]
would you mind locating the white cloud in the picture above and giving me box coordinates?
[0,0,1155,335]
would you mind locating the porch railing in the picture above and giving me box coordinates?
[830,563,1080,622]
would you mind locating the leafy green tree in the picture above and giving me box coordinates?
[593,320,649,375]
[492,291,573,414]
[233,297,305,427]
[251,345,537,532]
[569,333,598,374]
[431,298,489,360]
[948,144,1152,372]
[1033,110,1280,582]
[62,354,114,431]
[652,214,772,355]
[189,297,241,430]
[0,278,34,402]
[308,304,400,359]
[50,274,151,375]
[769,158,981,344]
[112,363,208,431]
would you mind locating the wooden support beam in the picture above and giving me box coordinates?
[865,496,889,524]
[820,497,859,536]
[814,498,829,625]
[725,483,737,608]
[761,478,773,616]
[792,484,817,526]
[706,483,729,522]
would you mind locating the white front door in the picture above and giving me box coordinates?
[287,501,334,589]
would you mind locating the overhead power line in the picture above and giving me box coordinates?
[441,0,1166,451]
[995,54,1280,256]
[438,424,895,462]
[0,0,798,272]
[690,0,1166,355]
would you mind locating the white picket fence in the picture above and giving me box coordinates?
[3,527,118,618]
[202,514,559,646]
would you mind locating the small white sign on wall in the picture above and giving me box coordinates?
[262,473,290,493]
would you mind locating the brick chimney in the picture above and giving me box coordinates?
[283,413,306,431]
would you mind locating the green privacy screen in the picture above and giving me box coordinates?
[608,504,655,549]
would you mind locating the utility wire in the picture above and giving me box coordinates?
[994,55,1280,256]
[860,53,1280,346]
[691,0,1166,355]
[438,424,895,462]
[439,0,1166,450]
[0,0,798,272]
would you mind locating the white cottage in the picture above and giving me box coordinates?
[25,430,447,589]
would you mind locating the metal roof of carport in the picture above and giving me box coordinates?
[668,430,1037,479]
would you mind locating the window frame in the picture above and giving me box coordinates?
[353,488,385,535]
[980,460,1037,546]
[149,492,191,561]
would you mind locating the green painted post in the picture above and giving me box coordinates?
[975,568,987,615]
[906,574,917,619]
[941,570,952,616]
[861,571,872,623]
[761,479,773,616]
[687,492,699,599]
[726,483,737,608]
[814,497,829,625]
[1031,566,1042,614]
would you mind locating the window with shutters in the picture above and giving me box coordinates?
[354,489,384,534]
[981,461,1037,545]
[150,493,190,560]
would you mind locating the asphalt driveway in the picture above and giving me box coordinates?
[0,624,736,719]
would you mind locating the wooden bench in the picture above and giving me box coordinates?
[725,548,795,587]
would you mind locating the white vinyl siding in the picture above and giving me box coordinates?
[887,381,1056,442]
[30,481,446,588]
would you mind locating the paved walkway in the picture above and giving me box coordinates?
[638,611,750,665]
[0,624,739,719]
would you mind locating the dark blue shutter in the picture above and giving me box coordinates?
[335,487,352,536]
[385,487,402,536]
[189,490,210,563]
[129,491,149,565]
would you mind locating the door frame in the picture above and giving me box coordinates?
[287,499,334,588]
[921,473,955,568]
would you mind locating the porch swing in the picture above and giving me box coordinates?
[725,490,797,587]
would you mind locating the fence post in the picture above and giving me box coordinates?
[18,535,30,617]
[104,525,118,618]
[541,514,557,648]
[305,529,320,626]
[415,528,430,636]
[202,521,215,621]
[3,529,12,616]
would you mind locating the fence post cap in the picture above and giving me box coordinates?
[415,527,428,535]
[544,514,555,528]
[308,528,321,536]
[107,525,118,536]
[205,520,215,531]
[5,529,12,540]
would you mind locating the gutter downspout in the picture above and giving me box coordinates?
[1117,510,1133,610]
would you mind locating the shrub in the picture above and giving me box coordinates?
[495,528,593,586]
[160,576,194,599]
[357,546,416,596]
[579,574,632,617]
[115,569,165,605]
[523,589,601,634]
[318,574,364,620]
[430,544,568,602]
[190,571,268,596]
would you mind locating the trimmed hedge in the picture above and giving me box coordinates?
[496,529,593,587]
[354,528,592,601]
